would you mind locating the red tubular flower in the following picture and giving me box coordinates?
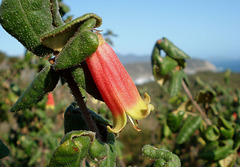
[86,33,154,133]
[46,92,55,110]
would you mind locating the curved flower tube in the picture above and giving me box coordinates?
[86,33,154,133]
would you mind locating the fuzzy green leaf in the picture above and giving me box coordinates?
[196,89,216,104]
[157,38,190,60]
[233,132,240,151]
[53,30,99,70]
[89,139,107,161]
[49,131,94,167]
[204,125,220,141]
[10,65,59,112]
[167,110,185,132]
[64,102,111,135]
[176,115,202,144]
[51,0,64,27]
[169,70,184,97]
[41,13,101,52]
[0,0,54,56]
[142,145,181,167]
[199,139,234,161]
[220,127,234,139]
[159,56,178,75]
[0,140,10,159]
[98,142,116,167]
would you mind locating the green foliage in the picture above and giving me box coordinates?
[176,115,202,144]
[199,139,234,161]
[156,38,190,60]
[49,131,94,166]
[41,13,101,53]
[89,137,117,167]
[151,37,189,96]
[0,0,54,56]
[151,37,240,166]
[53,29,99,70]
[204,125,220,141]
[0,139,10,159]
[169,70,184,96]
[64,102,110,135]
[142,145,181,167]
[167,110,185,132]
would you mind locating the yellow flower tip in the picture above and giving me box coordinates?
[107,113,127,134]
[126,92,154,120]
[143,92,151,103]
[143,93,155,112]
[107,125,125,134]
[96,33,106,46]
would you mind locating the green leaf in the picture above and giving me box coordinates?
[51,0,64,27]
[10,65,59,112]
[53,29,99,70]
[163,122,172,138]
[88,132,117,167]
[218,116,232,130]
[199,139,234,161]
[28,149,42,166]
[176,115,202,144]
[204,125,220,141]
[167,110,185,132]
[64,102,111,135]
[58,2,70,17]
[196,89,216,104]
[157,37,190,60]
[223,69,231,85]
[98,142,116,167]
[152,64,169,86]
[159,56,178,75]
[49,131,95,167]
[233,132,240,151]
[200,140,219,153]
[89,139,107,161]
[220,127,234,139]
[0,139,10,159]
[169,70,184,97]
[0,0,54,56]
[218,116,235,139]
[41,13,102,52]
[142,145,181,167]
[151,43,169,86]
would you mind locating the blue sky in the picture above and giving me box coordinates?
[0,0,240,61]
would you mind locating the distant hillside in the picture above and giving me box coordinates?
[119,54,218,84]
[117,53,150,64]
[185,59,217,74]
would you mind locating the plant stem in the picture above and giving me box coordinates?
[182,80,212,125]
[60,69,102,139]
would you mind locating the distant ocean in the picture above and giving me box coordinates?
[210,59,240,73]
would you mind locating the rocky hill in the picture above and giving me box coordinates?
[119,55,217,85]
